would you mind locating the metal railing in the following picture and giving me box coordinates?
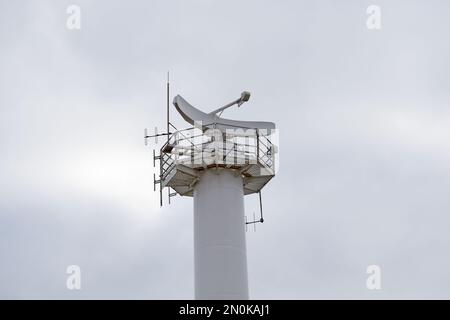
[160,127,276,182]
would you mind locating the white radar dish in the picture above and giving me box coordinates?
[173,94,275,135]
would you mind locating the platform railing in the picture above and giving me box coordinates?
[160,127,276,183]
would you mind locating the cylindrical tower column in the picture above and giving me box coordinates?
[193,169,249,300]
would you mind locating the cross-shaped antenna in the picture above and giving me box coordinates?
[168,187,177,204]
[145,72,173,208]
[144,127,173,145]
[144,71,172,147]
[245,191,264,231]
[245,212,258,232]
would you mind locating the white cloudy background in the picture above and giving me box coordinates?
[1,0,450,299]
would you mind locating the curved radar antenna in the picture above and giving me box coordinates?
[173,92,275,135]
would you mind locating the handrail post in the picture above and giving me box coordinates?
[256,129,260,165]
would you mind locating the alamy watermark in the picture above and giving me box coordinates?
[366,5,381,30]
[366,265,381,290]
[66,5,81,30]
[154,122,280,175]
[66,265,82,290]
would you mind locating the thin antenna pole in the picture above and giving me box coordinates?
[259,191,264,222]
[167,71,170,142]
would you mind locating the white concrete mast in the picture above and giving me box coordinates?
[194,169,248,299]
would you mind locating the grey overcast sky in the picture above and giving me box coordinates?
[1,0,450,299]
